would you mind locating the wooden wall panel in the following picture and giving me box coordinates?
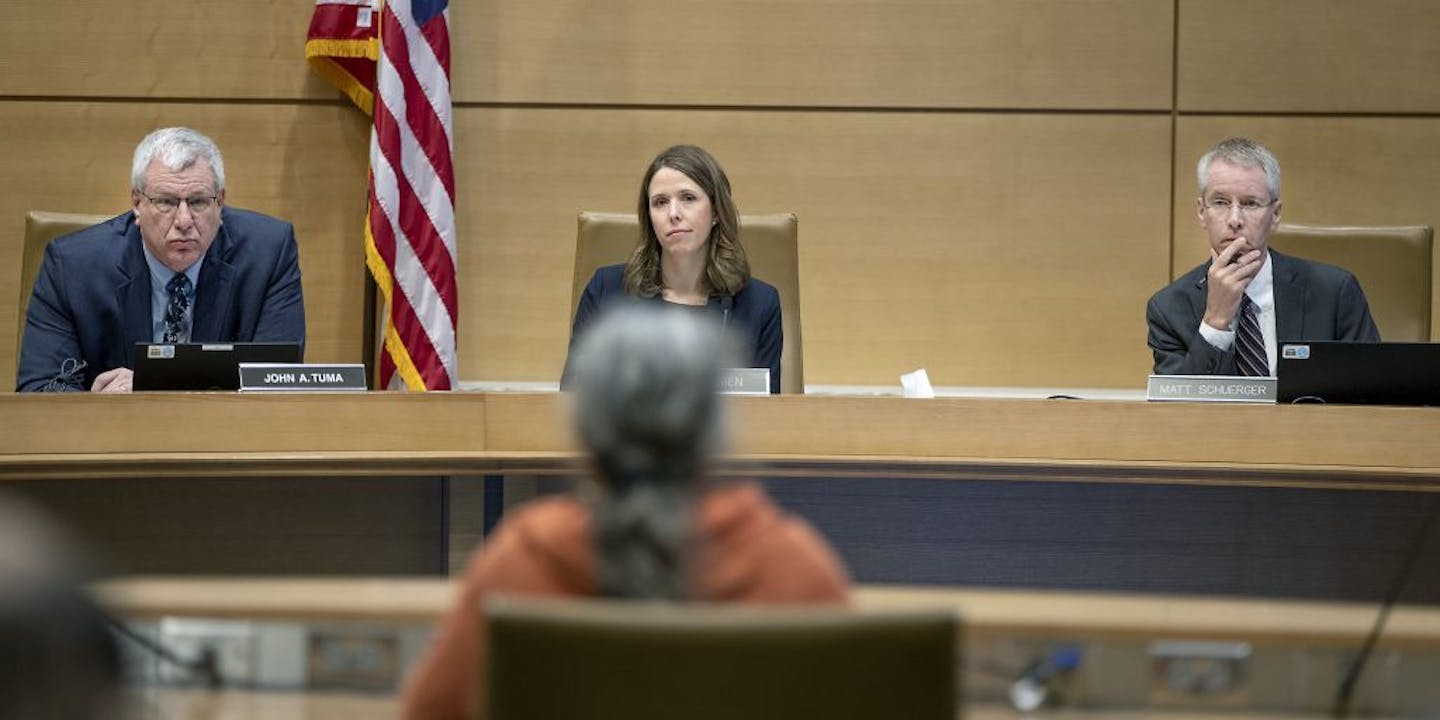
[459,0,1174,109]
[0,101,370,385]
[1173,117,1440,339]
[1,0,1174,110]
[459,108,1171,387]
[0,0,332,100]
[1177,0,1440,113]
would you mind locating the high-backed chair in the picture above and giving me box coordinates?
[19,211,111,349]
[1267,223,1433,342]
[485,598,959,720]
[572,211,804,393]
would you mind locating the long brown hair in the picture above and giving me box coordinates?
[624,145,750,298]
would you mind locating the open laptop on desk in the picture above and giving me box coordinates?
[1277,341,1440,406]
[132,342,302,391]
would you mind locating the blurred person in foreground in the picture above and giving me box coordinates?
[17,126,305,392]
[401,305,850,719]
[0,494,125,719]
[562,144,783,393]
[1146,137,1378,376]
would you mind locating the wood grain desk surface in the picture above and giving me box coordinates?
[132,689,1344,720]
[112,578,1428,719]
[95,578,1440,649]
[4,392,1440,490]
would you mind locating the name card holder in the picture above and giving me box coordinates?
[239,363,368,392]
[1147,375,1276,403]
[720,368,771,395]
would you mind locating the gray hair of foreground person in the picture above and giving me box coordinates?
[0,494,124,720]
[568,305,742,601]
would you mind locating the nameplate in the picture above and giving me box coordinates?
[720,368,771,395]
[239,363,368,392]
[1147,375,1276,403]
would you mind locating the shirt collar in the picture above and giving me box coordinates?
[140,242,204,293]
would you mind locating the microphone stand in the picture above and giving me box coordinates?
[102,612,224,690]
[1332,497,1438,718]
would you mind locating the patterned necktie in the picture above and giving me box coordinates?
[1235,294,1268,377]
[163,273,192,344]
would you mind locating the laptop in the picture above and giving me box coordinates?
[1276,341,1440,406]
[132,342,303,391]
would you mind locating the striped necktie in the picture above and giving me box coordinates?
[163,273,192,343]
[1235,294,1268,377]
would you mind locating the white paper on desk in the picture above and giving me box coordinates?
[900,368,935,398]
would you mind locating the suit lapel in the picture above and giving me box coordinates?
[1188,264,1210,326]
[192,222,236,342]
[118,220,152,358]
[1272,251,1305,342]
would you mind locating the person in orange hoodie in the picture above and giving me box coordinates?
[400,305,851,719]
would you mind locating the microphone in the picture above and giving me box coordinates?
[1009,644,1083,712]
[720,295,733,329]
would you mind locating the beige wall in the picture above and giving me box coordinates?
[3,0,1438,390]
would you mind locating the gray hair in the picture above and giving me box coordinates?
[131,127,226,193]
[569,304,740,599]
[1196,137,1280,200]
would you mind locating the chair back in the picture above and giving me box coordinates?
[1268,223,1433,341]
[486,598,959,720]
[19,211,111,349]
[573,211,804,393]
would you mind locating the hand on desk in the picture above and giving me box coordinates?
[92,368,134,393]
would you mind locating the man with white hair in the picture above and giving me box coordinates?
[17,127,305,392]
[1147,137,1378,376]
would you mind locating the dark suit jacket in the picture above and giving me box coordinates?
[1146,250,1379,375]
[17,207,306,391]
[561,264,784,393]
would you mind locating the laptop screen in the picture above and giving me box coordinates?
[131,342,303,391]
[1277,341,1440,406]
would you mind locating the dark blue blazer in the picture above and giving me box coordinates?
[17,207,306,391]
[562,264,783,393]
[1146,250,1379,375]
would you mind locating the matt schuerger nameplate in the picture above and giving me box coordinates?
[720,368,771,395]
[239,363,368,392]
[1147,375,1276,403]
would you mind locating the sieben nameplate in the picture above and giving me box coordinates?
[239,363,368,392]
[720,368,771,395]
[1147,375,1276,403]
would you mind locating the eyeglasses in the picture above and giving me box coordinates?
[141,193,218,214]
[1202,197,1276,217]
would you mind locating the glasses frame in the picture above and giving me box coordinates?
[140,193,219,215]
[1201,196,1277,218]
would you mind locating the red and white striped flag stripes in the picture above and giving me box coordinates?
[307,0,458,390]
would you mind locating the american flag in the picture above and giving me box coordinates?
[307,0,458,390]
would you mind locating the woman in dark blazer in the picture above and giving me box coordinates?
[563,145,783,393]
